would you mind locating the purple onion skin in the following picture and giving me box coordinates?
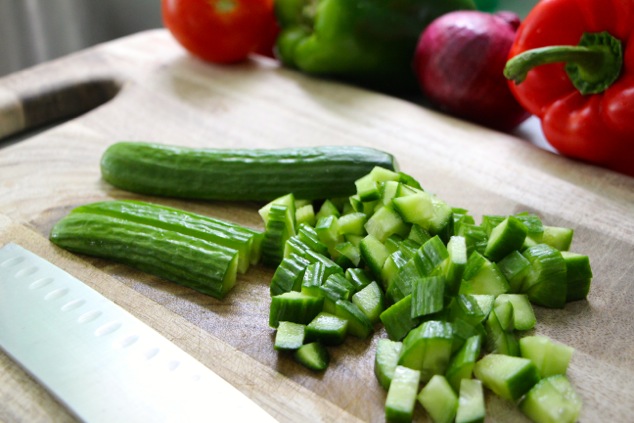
[414,11,530,132]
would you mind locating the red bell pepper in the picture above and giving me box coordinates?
[503,0,634,177]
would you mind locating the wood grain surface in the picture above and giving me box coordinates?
[0,29,633,422]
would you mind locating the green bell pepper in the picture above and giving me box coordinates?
[274,0,476,92]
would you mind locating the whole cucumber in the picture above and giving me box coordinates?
[100,142,398,201]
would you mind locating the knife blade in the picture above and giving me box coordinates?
[0,242,277,422]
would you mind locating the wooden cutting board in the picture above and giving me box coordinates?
[1,29,633,422]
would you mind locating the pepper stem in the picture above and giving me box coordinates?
[504,31,623,95]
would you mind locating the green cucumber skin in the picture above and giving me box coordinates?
[101,142,398,201]
[73,200,262,273]
[50,212,238,299]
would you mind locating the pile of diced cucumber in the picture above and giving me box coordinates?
[262,167,591,423]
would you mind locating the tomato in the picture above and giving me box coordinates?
[162,0,278,64]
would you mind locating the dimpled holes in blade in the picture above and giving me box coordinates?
[0,243,276,422]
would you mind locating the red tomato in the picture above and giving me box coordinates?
[162,0,277,64]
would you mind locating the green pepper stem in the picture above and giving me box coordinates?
[504,31,623,95]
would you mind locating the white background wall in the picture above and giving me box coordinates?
[0,0,162,76]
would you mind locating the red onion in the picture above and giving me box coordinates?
[414,11,530,132]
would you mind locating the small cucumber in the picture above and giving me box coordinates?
[101,142,397,201]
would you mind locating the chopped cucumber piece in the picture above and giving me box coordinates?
[494,294,536,331]
[261,203,296,266]
[360,234,391,279]
[561,251,592,302]
[497,250,531,293]
[270,253,311,296]
[320,273,355,313]
[451,318,485,354]
[411,276,445,318]
[345,267,373,291]
[365,205,409,243]
[397,171,423,190]
[334,299,374,339]
[472,295,495,318]
[392,192,453,239]
[269,291,324,328]
[446,335,483,392]
[374,339,403,390]
[295,203,316,227]
[519,335,574,378]
[297,224,329,256]
[408,224,432,245]
[416,235,450,276]
[355,166,401,202]
[542,225,574,251]
[519,375,582,423]
[294,342,330,371]
[387,254,424,303]
[259,193,296,228]
[336,212,367,236]
[521,244,567,308]
[444,236,468,295]
[380,295,421,341]
[448,294,488,326]
[334,241,361,267]
[284,235,312,258]
[398,320,454,381]
[515,212,544,242]
[385,365,421,423]
[484,306,519,356]
[492,299,514,332]
[484,216,528,262]
[315,215,342,254]
[315,199,341,220]
[418,375,458,423]
[305,312,349,346]
[456,379,485,423]
[458,223,488,256]
[303,249,343,277]
[274,321,306,350]
[301,261,327,298]
[460,251,510,296]
[473,354,539,402]
[481,215,505,236]
[352,281,385,324]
